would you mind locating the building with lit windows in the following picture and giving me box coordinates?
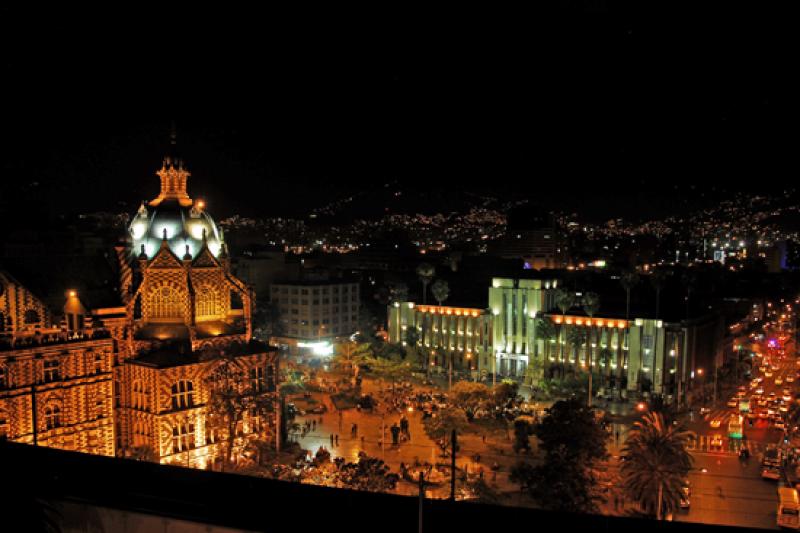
[1,136,280,468]
[488,277,559,379]
[387,302,492,378]
[269,279,360,356]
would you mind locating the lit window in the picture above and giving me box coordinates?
[171,422,195,453]
[43,360,60,383]
[44,404,61,430]
[171,380,194,410]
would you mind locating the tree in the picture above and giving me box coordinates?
[513,417,534,453]
[582,292,600,406]
[492,380,519,408]
[333,342,373,377]
[336,452,399,492]
[534,398,608,463]
[621,412,693,520]
[597,347,614,394]
[554,288,576,367]
[416,263,436,304]
[650,269,669,320]
[511,449,601,513]
[535,316,557,377]
[450,381,490,418]
[389,282,409,304]
[203,351,277,471]
[423,408,468,456]
[430,279,450,307]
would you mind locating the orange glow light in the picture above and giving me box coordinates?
[596,319,604,327]
[576,319,583,325]
[617,321,626,328]
[566,318,573,325]
[555,317,562,324]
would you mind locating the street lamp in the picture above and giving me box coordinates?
[697,368,705,406]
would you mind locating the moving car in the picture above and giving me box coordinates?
[777,487,800,529]
[728,398,739,408]
[763,466,782,480]
[776,377,784,386]
[710,419,722,428]
[787,375,795,383]
[710,434,724,449]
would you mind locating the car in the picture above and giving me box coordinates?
[769,392,778,399]
[785,394,793,402]
[780,405,789,413]
[738,385,747,392]
[710,434,724,449]
[787,376,795,383]
[710,419,722,428]
[727,398,738,408]
[776,377,784,386]
[766,371,774,377]
[736,390,747,399]
[775,420,786,430]
[757,376,764,383]
[756,387,765,395]
[762,467,782,480]
[699,407,712,415]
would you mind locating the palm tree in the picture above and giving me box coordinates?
[582,292,600,406]
[430,279,450,307]
[535,316,557,378]
[621,412,693,520]
[416,263,436,304]
[554,288,575,369]
[620,271,640,321]
[566,327,587,378]
[650,269,668,320]
[389,282,409,304]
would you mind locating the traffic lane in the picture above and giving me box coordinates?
[677,453,778,530]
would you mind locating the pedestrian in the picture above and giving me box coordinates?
[361,435,365,447]
[312,420,317,430]
[335,434,339,446]
[482,434,486,444]
[330,433,334,446]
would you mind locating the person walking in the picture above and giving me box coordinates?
[330,433,334,446]
[335,434,339,446]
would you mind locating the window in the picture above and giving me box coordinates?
[171,422,195,453]
[24,309,40,324]
[171,380,194,410]
[301,289,309,295]
[43,360,60,383]
[93,353,104,374]
[150,286,183,319]
[250,367,265,392]
[0,365,8,389]
[266,365,276,391]
[132,380,146,410]
[44,404,61,430]
[196,286,219,318]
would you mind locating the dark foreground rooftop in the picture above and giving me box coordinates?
[0,441,760,533]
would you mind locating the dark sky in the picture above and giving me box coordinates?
[1,4,797,224]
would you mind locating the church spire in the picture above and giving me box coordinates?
[149,121,193,207]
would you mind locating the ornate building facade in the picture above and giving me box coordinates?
[1,141,280,469]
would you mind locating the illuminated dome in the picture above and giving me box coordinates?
[129,146,224,260]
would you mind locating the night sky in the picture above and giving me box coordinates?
[1,5,796,224]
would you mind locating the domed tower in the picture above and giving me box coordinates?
[128,128,225,260]
[124,128,251,346]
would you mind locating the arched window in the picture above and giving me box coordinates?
[196,286,219,318]
[44,404,61,430]
[171,422,195,453]
[24,309,40,324]
[171,380,194,410]
[0,365,8,389]
[132,379,145,410]
[0,312,6,333]
[149,285,183,320]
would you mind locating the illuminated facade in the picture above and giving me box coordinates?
[1,141,280,467]
[1,272,115,455]
[488,277,559,378]
[387,302,492,377]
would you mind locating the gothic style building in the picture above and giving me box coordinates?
[1,140,279,469]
